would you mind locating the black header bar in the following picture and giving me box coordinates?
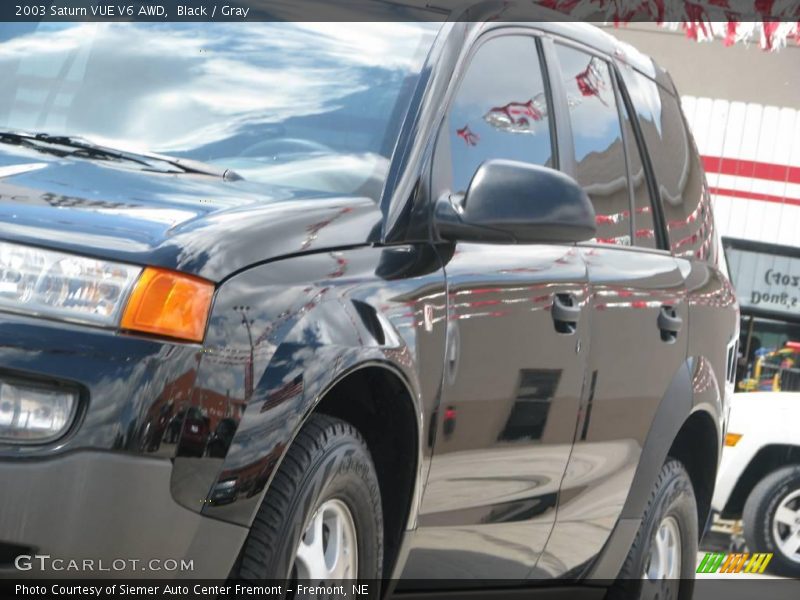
[2,0,800,22]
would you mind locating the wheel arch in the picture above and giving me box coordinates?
[589,357,723,578]
[220,357,426,580]
[623,355,723,529]
[722,444,800,519]
[667,409,719,529]
[618,361,695,522]
[311,362,422,579]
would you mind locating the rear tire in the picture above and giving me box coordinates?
[232,414,383,590]
[609,459,698,600]
[742,465,800,577]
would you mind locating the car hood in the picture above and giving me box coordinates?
[0,146,383,282]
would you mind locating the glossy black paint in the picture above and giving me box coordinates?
[0,15,738,585]
[179,245,448,523]
[434,160,597,244]
[0,313,202,457]
[404,242,590,580]
[0,144,383,282]
[539,245,690,577]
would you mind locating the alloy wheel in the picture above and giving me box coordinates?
[640,515,682,600]
[294,499,358,581]
[772,489,800,564]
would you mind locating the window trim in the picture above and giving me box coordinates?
[609,66,637,247]
[540,36,573,179]
[538,36,560,174]
[611,60,673,253]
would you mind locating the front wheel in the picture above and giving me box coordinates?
[232,414,383,590]
[743,465,800,577]
[609,459,698,600]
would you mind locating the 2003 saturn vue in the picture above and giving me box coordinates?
[0,12,738,600]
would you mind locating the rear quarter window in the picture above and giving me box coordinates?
[619,64,713,260]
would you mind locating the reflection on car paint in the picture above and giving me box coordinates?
[166,245,449,522]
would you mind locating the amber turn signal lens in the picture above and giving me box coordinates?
[121,267,214,342]
[724,432,743,447]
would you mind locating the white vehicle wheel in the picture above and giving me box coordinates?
[744,465,800,576]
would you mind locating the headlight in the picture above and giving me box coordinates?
[0,241,141,326]
[0,378,78,443]
[0,241,214,342]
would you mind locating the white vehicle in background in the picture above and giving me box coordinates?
[712,392,800,576]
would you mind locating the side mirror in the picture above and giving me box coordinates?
[434,159,596,244]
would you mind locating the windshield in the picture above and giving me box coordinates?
[0,22,440,201]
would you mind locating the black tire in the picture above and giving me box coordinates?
[232,414,383,588]
[609,459,698,600]
[742,465,800,577]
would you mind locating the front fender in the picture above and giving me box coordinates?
[168,244,447,527]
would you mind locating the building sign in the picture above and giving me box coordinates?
[725,240,800,319]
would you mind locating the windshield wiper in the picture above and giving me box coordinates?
[0,131,153,166]
[0,131,242,181]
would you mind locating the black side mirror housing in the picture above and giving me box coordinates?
[435,159,597,244]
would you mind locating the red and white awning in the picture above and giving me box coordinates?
[537,0,800,51]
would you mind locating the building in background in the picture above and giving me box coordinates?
[605,23,800,392]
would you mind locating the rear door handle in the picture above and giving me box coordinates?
[658,305,683,342]
[552,293,580,334]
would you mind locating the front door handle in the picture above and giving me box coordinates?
[658,305,683,343]
[552,293,580,334]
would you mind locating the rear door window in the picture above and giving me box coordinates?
[553,43,631,246]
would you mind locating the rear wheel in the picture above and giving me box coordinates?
[610,459,698,600]
[743,465,800,576]
[232,414,383,590]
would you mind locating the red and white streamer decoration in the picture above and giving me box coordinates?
[537,0,800,50]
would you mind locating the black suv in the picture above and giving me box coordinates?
[0,12,738,599]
